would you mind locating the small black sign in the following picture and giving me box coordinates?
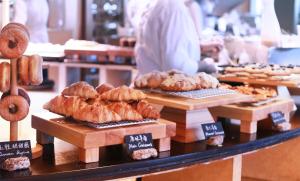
[269,112,286,125]
[0,140,32,163]
[124,133,154,153]
[201,122,225,139]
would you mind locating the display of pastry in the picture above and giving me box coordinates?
[194,72,219,89]
[131,148,158,160]
[28,54,43,85]
[96,83,115,95]
[17,56,30,85]
[62,81,98,99]
[0,62,10,92]
[107,102,143,121]
[1,157,30,171]
[101,85,146,101]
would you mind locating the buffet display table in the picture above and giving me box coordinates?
[2,111,300,181]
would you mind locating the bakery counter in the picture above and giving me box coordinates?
[2,110,300,181]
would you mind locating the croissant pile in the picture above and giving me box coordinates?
[44,82,160,124]
[134,70,220,92]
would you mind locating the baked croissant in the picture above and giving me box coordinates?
[101,85,146,101]
[73,103,121,123]
[96,83,114,95]
[43,96,87,117]
[107,102,143,121]
[134,71,168,89]
[132,100,160,119]
[62,81,98,99]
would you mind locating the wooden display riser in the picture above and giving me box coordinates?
[146,92,252,143]
[209,99,294,134]
[31,112,176,163]
[143,155,242,181]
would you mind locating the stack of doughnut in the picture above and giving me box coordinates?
[0,23,43,123]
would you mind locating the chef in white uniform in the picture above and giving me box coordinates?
[13,0,49,43]
[134,0,221,75]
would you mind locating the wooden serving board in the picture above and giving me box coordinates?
[146,91,252,111]
[31,110,176,163]
[219,76,300,88]
[209,99,294,134]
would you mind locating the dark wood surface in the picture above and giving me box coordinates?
[1,109,300,181]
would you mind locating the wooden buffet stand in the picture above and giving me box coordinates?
[31,111,176,163]
[146,92,252,143]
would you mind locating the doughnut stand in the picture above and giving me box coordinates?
[0,23,43,159]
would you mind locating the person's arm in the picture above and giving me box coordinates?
[13,0,28,24]
[159,3,200,75]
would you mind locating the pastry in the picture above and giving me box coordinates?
[0,62,10,92]
[194,72,219,89]
[107,102,143,121]
[1,22,30,37]
[0,26,29,59]
[1,88,31,105]
[101,85,146,101]
[0,95,29,122]
[96,83,114,95]
[29,55,43,85]
[132,100,160,119]
[206,135,224,146]
[134,71,168,89]
[1,157,30,171]
[266,69,291,76]
[72,103,121,123]
[275,122,291,132]
[160,74,197,91]
[131,148,158,160]
[18,56,30,85]
[62,81,98,99]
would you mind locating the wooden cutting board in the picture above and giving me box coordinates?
[31,110,176,149]
[219,76,300,88]
[146,92,252,110]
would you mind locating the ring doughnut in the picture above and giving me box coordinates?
[1,22,30,38]
[0,95,29,122]
[0,28,29,59]
[17,56,30,85]
[1,88,31,105]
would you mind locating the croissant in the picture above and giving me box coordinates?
[101,85,146,101]
[73,104,121,123]
[96,83,115,95]
[62,81,98,99]
[107,102,143,121]
[132,100,160,119]
[43,96,87,117]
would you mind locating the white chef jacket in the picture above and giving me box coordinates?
[13,0,49,43]
[135,0,201,75]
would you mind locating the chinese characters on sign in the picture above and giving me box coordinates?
[124,133,154,152]
[0,140,32,163]
[201,122,225,139]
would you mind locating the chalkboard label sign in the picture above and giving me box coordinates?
[0,140,32,163]
[124,133,154,153]
[269,112,286,125]
[201,122,225,139]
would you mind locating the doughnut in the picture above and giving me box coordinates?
[17,56,30,85]
[29,54,43,85]
[0,28,29,59]
[0,95,29,122]
[1,22,30,38]
[1,88,31,105]
[0,62,10,92]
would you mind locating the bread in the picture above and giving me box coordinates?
[18,56,30,85]
[131,148,158,160]
[0,62,10,92]
[132,100,160,119]
[1,157,30,171]
[96,83,114,94]
[160,74,197,91]
[134,71,168,89]
[62,81,98,99]
[107,102,143,121]
[194,72,219,89]
[101,85,146,101]
[72,103,121,123]
[29,54,43,85]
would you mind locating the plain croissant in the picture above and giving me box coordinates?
[101,85,146,101]
[62,81,98,99]
[107,102,143,121]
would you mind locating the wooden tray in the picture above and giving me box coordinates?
[31,111,176,163]
[146,91,252,110]
[209,99,294,134]
[219,76,300,88]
